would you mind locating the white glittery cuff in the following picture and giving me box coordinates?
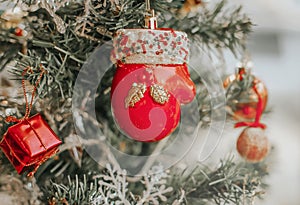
[111,28,189,64]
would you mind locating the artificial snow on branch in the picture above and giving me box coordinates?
[45,158,268,205]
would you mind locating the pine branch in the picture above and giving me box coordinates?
[45,157,268,205]
[47,174,99,205]
[46,165,175,205]
[158,0,252,55]
[167,157,268,204]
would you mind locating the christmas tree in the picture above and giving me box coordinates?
[0,0,271,204]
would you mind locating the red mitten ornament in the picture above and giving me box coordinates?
[110,11,196,142]
[0,67,62,176]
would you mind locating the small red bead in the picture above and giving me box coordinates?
[15,27,23,36]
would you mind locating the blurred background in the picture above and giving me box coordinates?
[223,0,300,204]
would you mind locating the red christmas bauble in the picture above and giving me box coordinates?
[236,127,269,163]
[14,27,23,36]
[224,68,268,121]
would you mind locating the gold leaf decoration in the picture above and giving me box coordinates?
[150,84,170,105]
[125,83,147,108]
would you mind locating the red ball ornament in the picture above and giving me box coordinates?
[236,127,269,163]
[14,27,23,36]
[224,67,268,122]
[110,27,196,142]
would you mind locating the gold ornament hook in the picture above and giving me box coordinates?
[145,0,157,29]
[236,51,253,74]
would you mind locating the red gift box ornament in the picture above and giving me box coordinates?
[110,5,196,142]
[0,66,62,177]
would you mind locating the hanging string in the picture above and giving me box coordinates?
[5,65,46,123]
[145,0,151,11]
[145,0,157,29]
